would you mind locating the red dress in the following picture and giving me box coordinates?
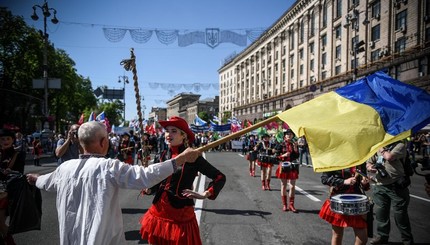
[318,167,368,228]
[275,141,299,180]
[140,145,226,245]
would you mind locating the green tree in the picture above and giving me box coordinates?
[0,8,97,133]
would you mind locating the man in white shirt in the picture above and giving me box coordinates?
[26,121,201,245]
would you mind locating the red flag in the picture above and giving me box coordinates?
[246,120,253,128]
[78,113,85,125]
[104,117,111,133]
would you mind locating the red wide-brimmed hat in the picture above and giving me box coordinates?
[158,116,195,144]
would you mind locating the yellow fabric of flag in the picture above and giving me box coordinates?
[277,91,410,172]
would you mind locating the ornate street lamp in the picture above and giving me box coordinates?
[118,75,129,120]
[31,0,59,117]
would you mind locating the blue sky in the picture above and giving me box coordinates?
[2,0,294,122]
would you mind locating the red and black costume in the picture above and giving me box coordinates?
[118,135,135,165]
[255,137,277,190]
[275,139,299,180]
[319,164,369,228]
[140,144,226,245]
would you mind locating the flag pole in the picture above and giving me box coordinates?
[197,115,279,152]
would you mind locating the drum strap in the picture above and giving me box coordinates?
[7,151,18,170]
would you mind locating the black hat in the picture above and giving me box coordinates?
[0,128,15,139]
[284,129,295,136]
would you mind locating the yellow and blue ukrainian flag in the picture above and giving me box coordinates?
[278,71,430,172]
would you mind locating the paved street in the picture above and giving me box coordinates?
[13,152,430,244]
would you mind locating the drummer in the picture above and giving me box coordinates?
[319,163,370,245]
[275,129,299,212]
[255,133,277,190]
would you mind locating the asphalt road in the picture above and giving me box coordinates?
[13,152,430,245]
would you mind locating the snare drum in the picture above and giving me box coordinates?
[257,154,270,163]
[280,161,292,172]
[268,156,279,165]
[330,194,370,216]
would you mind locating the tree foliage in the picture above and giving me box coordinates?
[0,7,99,133]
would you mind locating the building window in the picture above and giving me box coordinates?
[335,45,341,59]
[290,30,295,50]
[336,0,342,18]
[396,10,407,30]
[290,69,294,78]
[282,59,286,71]
[335,65,341,75]
[335,25,342,39]
[290,83,295,91]
[309,11,315,37]
[322,2,328,28]
[310,59,314,71]
[395,37,406,53]
[371,24,380,41]
[371,49,381,62]
[300,64,304,75]
[299,80,304,88]
[321,34,327,47]
[426,27,430,43]
[300,19,305,44]
[351,0,359,6]
[299,48,304,59]
[321,71,327,80]
[322,53,327,65]
[309,42,315,54]
[371,0,381,18]
[289,54,294,66]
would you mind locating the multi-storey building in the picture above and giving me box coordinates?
[219,0,430,123]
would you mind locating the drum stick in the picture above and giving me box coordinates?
[197,116,279,152]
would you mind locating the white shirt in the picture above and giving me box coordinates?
[36,157,175,245]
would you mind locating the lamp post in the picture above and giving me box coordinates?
[118,75,129,120]
[31,0,58,118]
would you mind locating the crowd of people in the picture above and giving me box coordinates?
[0,117,428,244]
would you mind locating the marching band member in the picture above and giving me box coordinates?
[118,132,135,165]
[275,129,299,212]
[0,129,25,244]
[139,116,226,245]
[246,134,258,177]
[319,164,370,245]
[256,133,276,190]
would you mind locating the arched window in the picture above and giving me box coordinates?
[300,19,305,44]
[322,2,328,28]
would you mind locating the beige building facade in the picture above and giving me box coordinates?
[219,0,430,123]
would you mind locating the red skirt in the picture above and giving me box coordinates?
[275,165,299,180]
[319,199,367,228]
[140,192,202,245]
[256,161,273,168]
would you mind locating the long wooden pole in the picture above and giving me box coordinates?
[120,48,144,133]
[197,115,279,152]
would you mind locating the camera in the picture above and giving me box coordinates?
[375,162,388,178]
[72,131,78,138]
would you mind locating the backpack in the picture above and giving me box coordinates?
[401,150,416,177]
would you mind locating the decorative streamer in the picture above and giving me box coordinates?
[129,29,153,44]
[103,28,127,42]
[103,27,265,48]
[155,30,179,45]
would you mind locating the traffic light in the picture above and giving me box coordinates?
[355,40,366,54]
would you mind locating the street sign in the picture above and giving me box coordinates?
[32,78,62,89]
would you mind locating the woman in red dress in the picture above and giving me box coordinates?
[139,116,226,245]
[275,129,299,212]
[319,163,370,245]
